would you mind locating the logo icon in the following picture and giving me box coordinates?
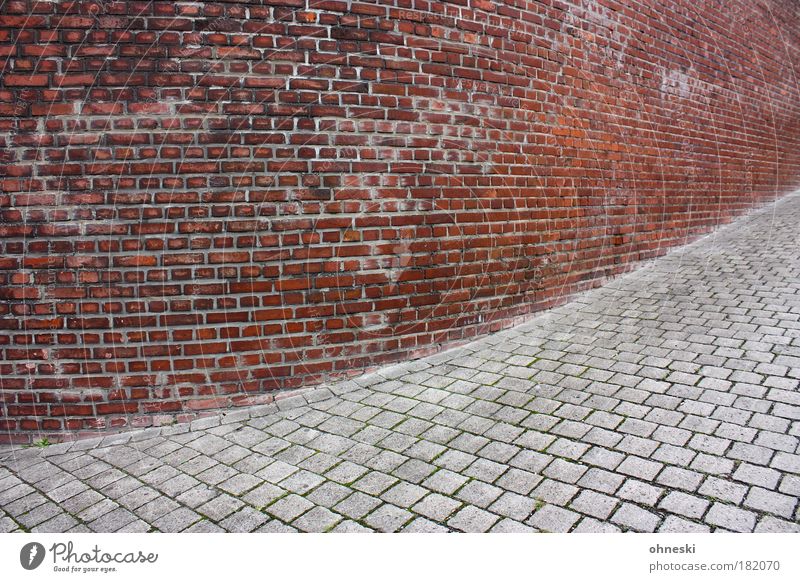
[20,542,46,570]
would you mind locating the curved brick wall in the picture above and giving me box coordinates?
[2,0,800,443]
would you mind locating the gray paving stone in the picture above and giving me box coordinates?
[88,507,138,532]
[569,490,619,520]
[527,504,581,532]
[743,487,797,519]
[464,458,508,483]
[173,483,216,509]
[153,507,201,532]
[705,503,757,532]
[489,518,537,533]
[31,513,78,533]
[279,470,325,495]
[299,452,342,474]
[352,471,398,496]
[292,506,343,532]
[771,452,800,473]
[264,494,314,523]
[195,464,238,486]
[656,467,704,492]
[218,473,262,496]
[381,482,428,508]
[331,520,374,533]
[188,434,231,455]
[689,453,734,476]
[573,517,622,533]
[753,516,800,533]
[412,493,461,522]
[218,507,271,532]
[698,476,748,505]
[617,456,663,481]
[617,479,663,506]
[617,435,660,457]
[198,494,244,521]
[9,493,56,528]
[364,504,413,532]
[489,492,539,520]
[242,482,285,508]
[177,455,217,476]
[581,446,625,469]
[392,459,437,483]
[542,458,588,484]
[117,520,151,533]
[455,480,504,508]
[531,479,579,506]
[306,481,353,508]
[658,491,709,519]
[495,468,542,495]
[422,469,468,495]
[447,505,499,532]
[577,468,625,495]
[478,441,520,463]
[62,490,109,514]
[658,516,711,533]
[449,433,491,454]
[48,479,91,503]
[732,463,781,489]
[778,475,800,497]
[255,521,298,533]
[184,519,226,533]
[325,461,369,484]
[688,434,730,455]
[611,503,661,532]
[508,449,552,474]
[402,517,449,533]
[78,498,120,522]
[514,430,556,451]
[729,442,774,465]
[652,444,695,466]
[334,492,382,520]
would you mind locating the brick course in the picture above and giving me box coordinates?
[1,0,800,443]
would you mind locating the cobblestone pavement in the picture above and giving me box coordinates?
[2,193,800,533]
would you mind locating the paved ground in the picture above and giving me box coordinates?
[2,194,800,533]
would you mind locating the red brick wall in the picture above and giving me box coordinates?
[2,0,800,443]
